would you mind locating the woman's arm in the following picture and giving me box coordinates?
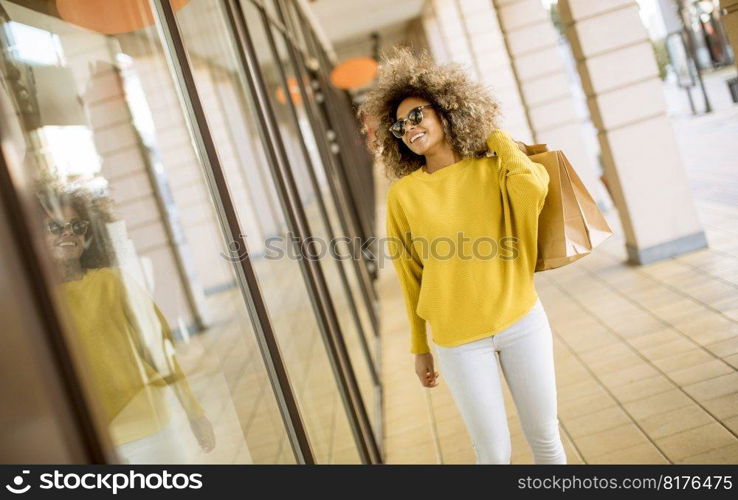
[152,305,206,419]
[487,129,549,216]
[487,129,549,270]
[116,268,206,419]
[386,188,430,355]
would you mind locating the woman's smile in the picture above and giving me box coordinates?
[57,239,79,248]
[409,130,427,144]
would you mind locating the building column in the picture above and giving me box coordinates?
[494,0,607,205]
[720,0,738,72]
[559,0,707,265]
[459,0,534,141]
[422,0,533,143]
[423,0,533,141]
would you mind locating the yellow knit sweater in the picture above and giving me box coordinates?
[385,129,549,354]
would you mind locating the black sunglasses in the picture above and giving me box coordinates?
[390,104,433,139]
[46,218,90,236]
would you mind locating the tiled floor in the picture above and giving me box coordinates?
[378,72,738,464]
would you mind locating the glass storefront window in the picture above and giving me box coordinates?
[172,0,366,463]
[255,1,382,443]
[0,0,295,464]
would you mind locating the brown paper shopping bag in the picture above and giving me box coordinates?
[525,144,614,272]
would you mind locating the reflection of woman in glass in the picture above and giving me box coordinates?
[38,184,215,463]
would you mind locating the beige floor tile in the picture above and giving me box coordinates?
[574,423,651,462]
[562,441,585,464]
[563,405,634,438]
[638,404,716,440]
[587,443,668,464]
[690,324,738,346]
[386,428,437,449]
[443,449,476,464]
[607,374,676,403]
[652,348,718,373]
[655,422,737,462]
[578,340,633,365]
[687,281,738,304]
[511,450,534,465]
[430,401,464,423]
[649,298,712,324]
[385,445,439,464]
[724,353,738,369]
[723,415,738,435]
[438,429,473,456]
[701,392,738,419]
[558,387,619,420]
[558,378,605,403]
[623,389,694,420]
[614,316,671,338]
[629,327,683,350]
[598,362,661,388]
[668,359,735,386]
[712,295,738,313]
[682,372,738,401]
[586,351,645,377]
[705,335,738,358]
[637,338,699,361]
[672,314,734,335]
[723,309,738,322]
[556,361,596,387]
[434,416,468,441]
[676,443,738,464]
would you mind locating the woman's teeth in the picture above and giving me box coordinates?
[58,241,76,247]
[410,132,426,144]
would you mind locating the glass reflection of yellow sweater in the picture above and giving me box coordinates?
[60,267,205,445]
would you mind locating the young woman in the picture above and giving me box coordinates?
[38,184,215,463]
[360,48,566,464]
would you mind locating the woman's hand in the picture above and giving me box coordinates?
[189,414,216,452]
[415,352,439,388]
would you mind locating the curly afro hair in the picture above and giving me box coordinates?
[358,46,501,180]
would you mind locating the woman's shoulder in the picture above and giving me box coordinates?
[89,266,122,279]
[387,174,410,199]
[79,266,122,288]
[61,267,122,297]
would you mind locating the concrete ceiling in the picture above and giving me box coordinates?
[307,0,424,44]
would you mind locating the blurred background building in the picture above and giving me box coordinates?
[0,0,736,464]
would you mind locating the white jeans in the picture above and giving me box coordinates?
[432,297,567,464]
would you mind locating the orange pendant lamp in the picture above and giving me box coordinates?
[57,0,190,35]
[275,77,304,105]
[329,56,378,90]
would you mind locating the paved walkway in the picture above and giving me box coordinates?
[378,68,738,464]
